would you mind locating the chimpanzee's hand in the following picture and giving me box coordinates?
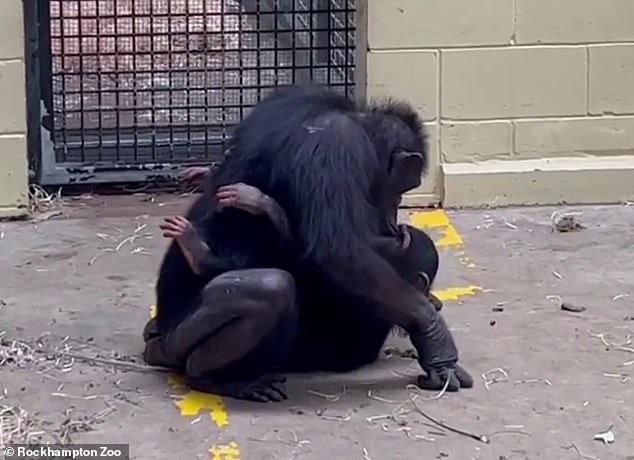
[398,223,412,250]
[410,314,473,392]
[181,166,211,183]
[216,183,268,215]
[427,292,444,312]
[159,216,194,239]
[417,364,473,392]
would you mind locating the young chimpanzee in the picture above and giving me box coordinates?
[144,181,298,402]
[377,223,444,312]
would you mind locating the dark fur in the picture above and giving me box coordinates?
[155,84,431,373]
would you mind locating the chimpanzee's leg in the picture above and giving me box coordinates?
[283,297,392,374]
[146,268,298,402]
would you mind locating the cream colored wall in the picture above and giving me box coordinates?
[363,0,634,208]
[0,0,28,218]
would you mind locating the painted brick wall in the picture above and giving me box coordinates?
[365,0,634,197]
[0,0,28,217]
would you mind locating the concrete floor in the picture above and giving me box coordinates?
[1,194,633,460]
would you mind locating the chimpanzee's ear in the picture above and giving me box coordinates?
[389,151,425,194]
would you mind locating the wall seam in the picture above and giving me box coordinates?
[369,42,634,52]
[510,0,517,45]
[442,114,634,123]
[436,49,442,168]
[585,45,591,115]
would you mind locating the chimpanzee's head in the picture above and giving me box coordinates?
[396,224,443,312]
[361,98,429,235]
[366,98,428,195]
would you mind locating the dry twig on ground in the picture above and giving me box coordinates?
[0,402,48,448]
[409,396,489,444]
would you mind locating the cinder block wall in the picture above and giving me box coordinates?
[364,0,634,207]
[0,0,28,218]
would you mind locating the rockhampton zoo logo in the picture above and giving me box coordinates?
[2,443,129,459]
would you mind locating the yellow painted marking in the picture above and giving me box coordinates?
[433,286,482,302]
[210,442,241,460]
[150,306,239,458]
[410,209,464,248]
[163,354,230,427]
[173,390,230,427]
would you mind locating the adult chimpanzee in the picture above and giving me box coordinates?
[146,84,472,402]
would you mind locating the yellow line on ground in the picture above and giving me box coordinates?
[149,306,240,459]
[167,375,229,427]
[410,209,464,248]
[410,209,477,269]
[410,209,482,300]
[433,286,482,302]
[210,442,241,460]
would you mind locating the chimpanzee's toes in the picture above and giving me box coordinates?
[255,381,288,402]
[185,376,289,403]
[142,318,161,342]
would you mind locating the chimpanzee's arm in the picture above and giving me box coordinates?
[280,112,471,391]
[259,190,407,262]
[175,229,215,276]
[216,183,296,251]
[160,216,240,276]
[256,194,295,248]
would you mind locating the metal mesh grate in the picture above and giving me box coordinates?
[44,0,356,166]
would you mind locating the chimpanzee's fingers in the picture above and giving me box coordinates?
[216,194,238,205]
[160,219,181,228]
[216,189,238,198]
[216,196,238,205]
[158,223,178,232]
[217,197,238,208]
[173,218,190,231]
[182,167,209,181]
[163,216,181,227]
[399,224,412,249]
[245,391,271,403]
[270,381,289,400]
[417,368,461,392]
[216,185,238,195]
[416,370,443,391]
[429,294,443,312]
[455,365,474,388]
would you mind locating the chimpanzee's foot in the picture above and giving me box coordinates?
[142,335,181,369]
[185,373,288,402]
[142,318,161,341]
